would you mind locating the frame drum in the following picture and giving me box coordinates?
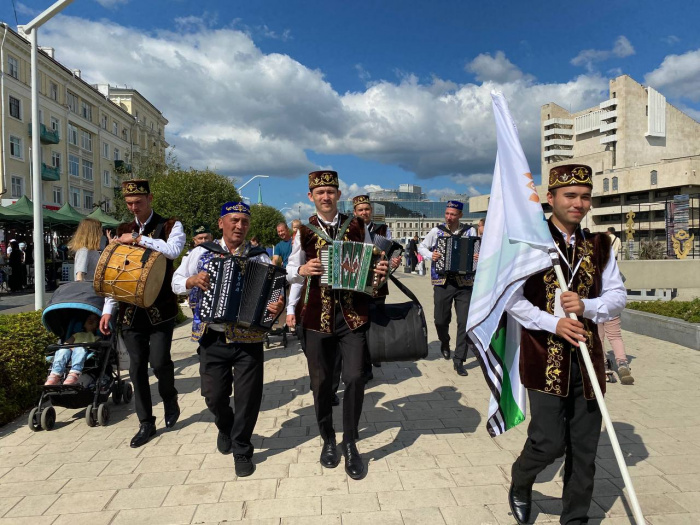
[93,243,166,308]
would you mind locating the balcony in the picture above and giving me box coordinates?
[543,128,574,138]
[543,118,573,127]
[599,121,618,133]
[543,149,574,159]
[28,123,60,144]
[600,110,618,121]
[543,138,574,148]
[114,160,132,174]
[41,163,60,181]
[600,134,618,144]
[599,98,618,110]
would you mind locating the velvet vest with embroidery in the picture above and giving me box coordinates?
[429,223,473,288]
[520,219,611,400]
[296,214,370,333]
[116,212,178,326]
[368,223,389,299]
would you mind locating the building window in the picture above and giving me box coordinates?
[67,91,78,112]
[53,186,62,205]
[50,82,58,101]
[612,176,618,191]
[51,151,61,171]
[68,154,80,177]
[103,170,111,187]
[8,56,19,79]
[9,136,23,159]
[122,128,128,141]
[113,122,118,135]
[102,142,109,159]
[114,147,120,161]
[82,159,93,181]
[9,95,21,120]
[81,101,92,121]
[603,178,609,192]
[84,190,94,210]
[650,170,658,185]
[81,130,92,151]
[70,186,80,207]
[50,116,60,133]
[11,176,24,198]
[68,123,78,145]
[101,115,108,129]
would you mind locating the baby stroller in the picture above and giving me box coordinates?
[27,281,132,431]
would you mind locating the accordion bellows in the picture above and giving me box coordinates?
[200,256,286,330]
[320,241,382,295]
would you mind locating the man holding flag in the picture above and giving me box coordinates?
[468,93,626,525]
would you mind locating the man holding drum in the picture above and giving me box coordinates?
[418,200,477,377]
[172,201,284,477]
[99,179,186,448]
[286,171,388,480]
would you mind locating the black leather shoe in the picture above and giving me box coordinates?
[217,431,233,454]
[372,362,381,368]
[440,343,451,360]
[130,422,156,448]
[453,361,468,376]
[320,439,340,468]
[164,398,180,429]
[342,441,365,480]
[234,454,255,477]
[332,394,340,407]
[509,483,532,524]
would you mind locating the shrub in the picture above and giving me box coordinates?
[627,299,700,324]
[0,311,57,426]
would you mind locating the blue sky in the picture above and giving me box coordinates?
[4,0,700,219]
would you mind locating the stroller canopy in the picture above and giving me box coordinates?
[43,281,105,340]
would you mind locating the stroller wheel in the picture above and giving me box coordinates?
[85,406,97,427]
[111,382,122,405]
[28,407,41,432]
[283,334,288,348]
[40,406,56,431]
[123,382,133,403]
[97,403,110,426]
[264,336,270,350]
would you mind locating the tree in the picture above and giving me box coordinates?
[248,204,286,248]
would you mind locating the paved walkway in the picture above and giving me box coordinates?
[1,272,699,524]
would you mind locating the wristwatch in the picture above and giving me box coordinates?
[131,232,139,244]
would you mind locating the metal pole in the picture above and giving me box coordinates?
[549,249,645,525]
[30,29,45,310]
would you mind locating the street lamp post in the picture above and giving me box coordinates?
[20,0,75,311]
[236,174,269,202]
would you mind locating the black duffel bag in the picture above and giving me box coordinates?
[368,274,428,363]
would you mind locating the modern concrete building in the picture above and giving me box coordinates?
[0,25,167,214]
[471,75,700,255]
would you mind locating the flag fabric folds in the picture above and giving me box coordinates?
[467,91,556,437]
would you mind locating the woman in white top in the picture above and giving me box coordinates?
[68,218,103,281]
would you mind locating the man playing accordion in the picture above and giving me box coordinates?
[172,201,284,477]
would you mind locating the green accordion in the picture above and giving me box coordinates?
[319,241,383,295]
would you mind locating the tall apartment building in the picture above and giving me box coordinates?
[471,75,700,245]
[0,25,167,214]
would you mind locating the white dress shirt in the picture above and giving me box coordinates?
[102,211,186,316]
[505,228,627,335]
[286,212,372,315]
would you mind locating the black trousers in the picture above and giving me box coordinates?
[121,309,177,424]
[199,329,264,458]
[433,281,473,362]
[511,358,602,525]
[304,308,367,442]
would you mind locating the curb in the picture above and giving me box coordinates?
[622,308,700,351]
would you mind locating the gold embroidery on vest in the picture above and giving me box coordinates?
[543,270,563,394]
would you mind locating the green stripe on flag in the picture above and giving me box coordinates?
[491,326,526,431]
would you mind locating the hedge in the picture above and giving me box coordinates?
[0,311,57,426]
[627,299,700,324]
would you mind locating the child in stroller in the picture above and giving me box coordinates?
[45,313,100,386]
[28,281,132,431]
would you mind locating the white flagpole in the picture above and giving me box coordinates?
[548,249,645,525]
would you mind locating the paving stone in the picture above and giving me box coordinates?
[3,494,58,518]
[59,474,138,493]
[440,505,499,525]
[162,481,224,506]
[277,475,347,497]
[219,478,278,502]
[111,504,197,525]
[51,511,118,525]
[49,489,117,515]
[340,510,403,525]
[244,496,321,519]
[398,468,455,490]
[377,487,457,510]
[107,486,170,510]
[191,501,244,523]
[401,506,446,525]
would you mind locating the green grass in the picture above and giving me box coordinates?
[627,299,700,324]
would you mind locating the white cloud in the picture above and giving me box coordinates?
[283,201,315,221]
[645,49,700,102]
[466,51,532,83]
[94,0,130,8]
[15,2,39,16]
[41,16,609,182]
[661,35,680,45]
[571,36,635,71]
